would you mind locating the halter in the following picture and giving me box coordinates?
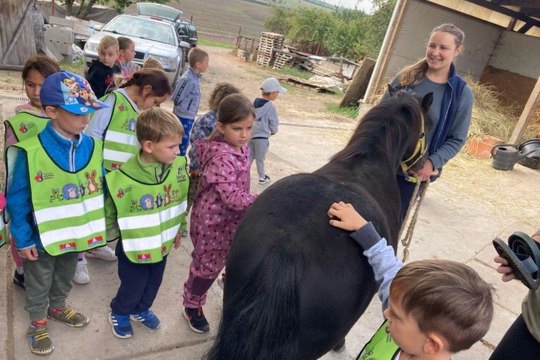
[400,112,426,173]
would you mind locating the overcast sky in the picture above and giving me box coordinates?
[323,0,374,13]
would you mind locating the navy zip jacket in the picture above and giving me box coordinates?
[388,63,473,173]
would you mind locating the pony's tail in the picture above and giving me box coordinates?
[205,247,303,360]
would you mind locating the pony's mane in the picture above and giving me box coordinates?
[331,91,422,162]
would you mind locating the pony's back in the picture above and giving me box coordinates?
[206,174,385,359]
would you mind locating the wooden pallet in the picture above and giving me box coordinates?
[272,52,295,69]
[261,32,284,39]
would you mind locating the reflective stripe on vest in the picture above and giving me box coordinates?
[107,156,189,264]
[14,137,106,255]
[101,91,139,171]
[357,320,400,360]
[4,111,49,143]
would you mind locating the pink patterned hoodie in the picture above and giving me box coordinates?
[190,135,257,254]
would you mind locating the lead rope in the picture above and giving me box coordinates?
[399,177,430,262]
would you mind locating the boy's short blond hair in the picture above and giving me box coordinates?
[188,48,208,68]
[142,56,164,70]
[98,35,119,52]
[136,107,184,144]
[390,259,494,353]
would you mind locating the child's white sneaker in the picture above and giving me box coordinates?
[73,262,90,284]
[86,246,117,261]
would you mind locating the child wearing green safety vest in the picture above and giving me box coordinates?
[3,55,60,290]
[106,107,189,339]
[6,71,109,356]
[76,68,172,285]
[86,68,171,172]
[327,202,494,360]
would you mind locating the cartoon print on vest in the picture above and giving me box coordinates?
[172,189,179,202]
[117,188,124,198]
[50,188,63,202]
[140,194,154,210]
[121,118,136,132]
[358,348,374,360]
[164,184,172,206]
[63,183,79,200]
[118,104,125,111]
[79,181,86,196]
[156,193,163,208]
[176,167,187,183]
[128,119,136,132]
[19,123,28,134]
[85,170,99,194]
[34,171,43,182]
[130,199,139,212]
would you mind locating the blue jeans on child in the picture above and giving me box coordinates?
[178,116,195,156]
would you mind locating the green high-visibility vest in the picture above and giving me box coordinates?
[357,320,400,360]
[4,111,49,143]
[100,91,139,171]
[12,137,106,255]
[107,156,189,264]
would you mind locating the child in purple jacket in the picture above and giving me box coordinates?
[182,94,258,334]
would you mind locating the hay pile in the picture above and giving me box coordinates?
[467,76,539,143]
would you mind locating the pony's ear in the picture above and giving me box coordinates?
[421,92,433,111]
[387,84,398,96]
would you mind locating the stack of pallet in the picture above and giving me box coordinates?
[272,50,295,69]
[256,32,284,67]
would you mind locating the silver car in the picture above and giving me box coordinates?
[83,14,190,86]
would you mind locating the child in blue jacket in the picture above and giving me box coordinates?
[171,48,209,156]
[6,71,108,356]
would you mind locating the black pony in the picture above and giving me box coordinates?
[206,87,433,360]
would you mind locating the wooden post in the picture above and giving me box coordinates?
[509,76,540,144]
[340,58,376,108]
[363,0,410,104]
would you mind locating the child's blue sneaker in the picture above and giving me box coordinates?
[131,309,161,330]
[108,312,133,339]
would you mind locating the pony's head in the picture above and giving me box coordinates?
[331,86,432,172]
[387,84,433,172]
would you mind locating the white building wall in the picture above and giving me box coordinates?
[383,0,499,82]
[489,31,540,78]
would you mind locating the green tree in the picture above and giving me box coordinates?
[287,8,335,54]
[325,9,367,60]
[264,5,297,35]
[360,0,396,58]
[262,0,396,59]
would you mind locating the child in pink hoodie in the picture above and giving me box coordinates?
[182,94,257,334]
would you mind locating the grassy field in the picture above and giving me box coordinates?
[172,0,329,42]
[172,0,270,40]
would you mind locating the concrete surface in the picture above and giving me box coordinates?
[1,82,539,360]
